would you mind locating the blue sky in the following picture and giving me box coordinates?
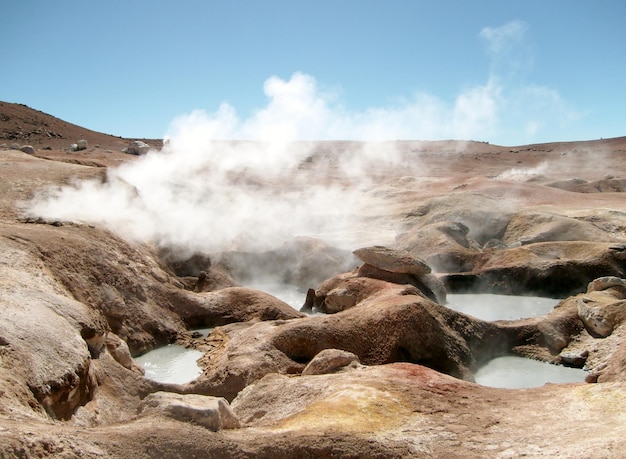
[1,0,624,145]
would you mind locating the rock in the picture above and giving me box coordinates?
[0,234,106,420]
[315,275,424,314]
[444,241,625,297]
[503,211,622,245]
[353,246,431,275]
[125,140,151,155]
[587,276,626,296]
[19,145,35,154]
[76,139,88,151]
[560,349,589,367]
[138,392,240,431]
[577,298,615,337]
[420,272,447,304]
[609,244,626,260]
[322,286,359,313]
[10,142,20,150]
[69,143,79,151]
[355,262,446,304]
[300,288,316,312]
[302,349,360,375]
[182,286,305,327]
[105,333,144,374]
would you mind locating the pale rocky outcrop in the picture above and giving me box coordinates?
[444,241,626,297]
[138,392,240,431]
[0,232,106,420]
[124,140,151,155]
[230,363,626,458]
[577,290,626,338]
[502,210,622,245]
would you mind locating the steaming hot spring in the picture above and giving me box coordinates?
[5,101,626,457]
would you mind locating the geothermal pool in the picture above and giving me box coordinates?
[445,293,559,321]
[135,345,203,384]
[247,285,563,321]
[247,282,305,310]
[475,356,588,388]
[136,289,584,388]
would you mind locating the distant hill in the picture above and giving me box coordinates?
[0,101,161,151]
[1,100,624,155]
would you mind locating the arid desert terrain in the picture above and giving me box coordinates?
[1,100,626,458]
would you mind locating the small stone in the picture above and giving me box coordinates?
[560,350,588,367]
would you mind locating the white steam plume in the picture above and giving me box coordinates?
[26,24,581,257]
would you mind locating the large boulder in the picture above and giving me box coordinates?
[124,140,151,155]
[352,246,431,275]
[138,392,240,431]
[313,247,446,309]
[76,139,88,151]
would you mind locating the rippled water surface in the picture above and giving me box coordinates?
[445,293,559,321]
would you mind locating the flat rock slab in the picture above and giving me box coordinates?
[138,391,240,431]
[353,246,431,275]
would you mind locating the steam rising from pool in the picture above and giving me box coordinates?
[445,293,559,321]
[475,356,587,388]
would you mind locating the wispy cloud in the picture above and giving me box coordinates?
[158,18,579,146]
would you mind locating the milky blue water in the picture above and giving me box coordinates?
[246,282,305,309]
[135,344,203,384]
[446,293,559,321]
[136,290,584,388]
[475,355,588,388]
